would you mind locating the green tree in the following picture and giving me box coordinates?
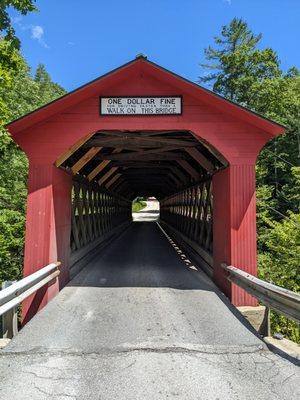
[34,63,65,103]
[0,1,36,46]
[258,204,300,342]
[199,18,281,101]
[200,18,300,341]
[0,57,66,285]
[0,1,37,115]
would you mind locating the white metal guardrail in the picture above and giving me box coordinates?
[221,263,300,324]
[0,262,60,338]
[0,262,60,316]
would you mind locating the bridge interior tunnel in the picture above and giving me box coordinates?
[57,129,227,276]
[58,130,226,199]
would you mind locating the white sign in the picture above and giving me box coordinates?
[100,96,182,115]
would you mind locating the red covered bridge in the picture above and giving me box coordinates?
[7,55,285,322]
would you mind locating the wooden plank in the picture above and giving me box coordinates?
[87,148,121,181]
[185,147,214,173]
[109,163,186,181]
[55,132,95,167]
[112,178,127,192]
[97,152,185,161]
[98,167,118,185]
[88,160,110,181]
[190,135,228,166]
[110,162,171,167]
[168,173,181,187]
[71,147,102,174]
[169,166,189,183]
[105,147,183,161]
[122,169,174,176]
[105,173,122,189]
[121,171,181,187]
[94,144,184,152]
[88,136,196,148]
[98,130,183,137]
[177,160,201,181]
[126,177,175,189]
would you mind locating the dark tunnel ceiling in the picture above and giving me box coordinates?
[59,130,227,200]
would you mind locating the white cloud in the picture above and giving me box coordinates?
[11,16,49,48]
[223,0,231,4]
[31,25,44,40]
[31,25,49,48]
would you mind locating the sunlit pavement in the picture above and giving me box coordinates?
[0,210,299,399]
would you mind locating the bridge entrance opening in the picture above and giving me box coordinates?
[57,129,223,279]
[7,56,285,323]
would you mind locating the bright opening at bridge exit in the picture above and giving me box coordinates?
[132,196,160,222]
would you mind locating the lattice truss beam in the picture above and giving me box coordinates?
[71,177,131,253]
[160,180,213,255]
[56,130,226,200]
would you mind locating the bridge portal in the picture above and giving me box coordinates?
[7,56,285,323]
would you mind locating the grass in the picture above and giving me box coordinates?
[132,200,147,213]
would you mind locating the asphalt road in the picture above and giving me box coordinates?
[0,208,299,399]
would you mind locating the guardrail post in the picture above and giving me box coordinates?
[1,281,18,339]
[264,307,271,337]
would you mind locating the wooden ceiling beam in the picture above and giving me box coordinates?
[88,148,121,181]
[85,142,184,152]
[88,159,110,181]
[110,162,171,167]
[96,152,186,161]
[88,136,196,148]
[98,167,118,185]
[115,180,129,192]
[176,160,201,181]
[184,147,214,173]
[168,173,181,187]
[71,147,102,174]
[121,170,181,185]
[169,166,189,183]
[108,161,190,182]
[124,164,188,183]
[125,177,176,190]
[190,134,228,167]
[121,169,176,176]
[111,178,128,192]
[105,173,122,189]
[55,131,95,167]
[118,164,189,185]
[97,130,186,137]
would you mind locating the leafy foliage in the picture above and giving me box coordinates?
[200,18,300,341]
[199,18,281,101]
[0,4,66,287]
[0,59,65,284]
[0,0,36,48]
[132,197,147,212]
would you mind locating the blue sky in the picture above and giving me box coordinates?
[9,0,300,91]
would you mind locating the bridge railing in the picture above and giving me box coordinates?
[0,262,60,339]
[221,263,300,324]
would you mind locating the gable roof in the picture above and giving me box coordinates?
[7,55,285,136]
